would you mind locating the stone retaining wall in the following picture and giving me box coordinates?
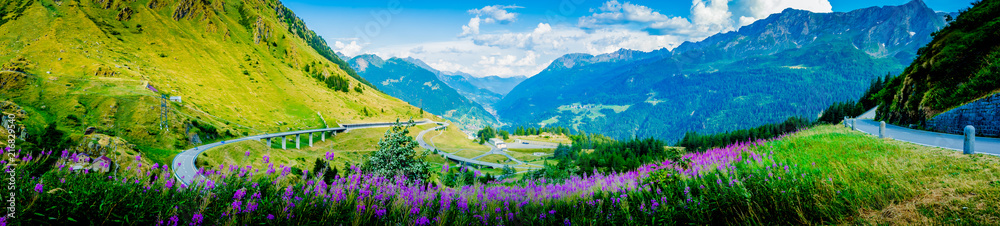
[926,93,1000,137]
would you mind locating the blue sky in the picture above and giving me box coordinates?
[284,0,975,77]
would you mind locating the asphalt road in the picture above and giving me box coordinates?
[415,122,543,169]
[852,119,1000,155]
[174,120,555,186]
[507,139,562,149]
[172,120,430,186]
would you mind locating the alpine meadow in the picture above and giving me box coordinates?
[1,0,998,225]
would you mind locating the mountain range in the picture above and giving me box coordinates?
[349,55,498,129]
[397,57,527,121]
[495,0,953,141]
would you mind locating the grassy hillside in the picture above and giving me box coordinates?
[877,0,1000,124]
[0,0,432,164]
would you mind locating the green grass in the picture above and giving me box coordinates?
[740,125,1000,224]
[477,154,510,164]
[11,124,1000,225]
[423,124,489,153]
[511,134,571,144]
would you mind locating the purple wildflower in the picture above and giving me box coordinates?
[190,213,203,226]
[233,188,247,200]
[324,151,335,161]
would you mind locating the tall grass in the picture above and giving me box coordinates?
[6,125,998,225]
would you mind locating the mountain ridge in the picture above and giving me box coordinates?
[497,0,952,141]
[348,54,499,129]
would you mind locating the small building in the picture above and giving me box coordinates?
[489,138,506,149]
[169,96,182,103]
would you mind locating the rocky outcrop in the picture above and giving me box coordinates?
[147,0,167,10]
[172,0,221,21]
[253,16,271,44]
[172,0,197,20]
[93,65,119,77]
[92,0,116,9]
[116,6,134,21]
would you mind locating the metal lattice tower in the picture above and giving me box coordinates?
[159,94,169,132]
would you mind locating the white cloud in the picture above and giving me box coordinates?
[738,0,832,21]
[370,0,834,78]
[691,0,733,28]
[738,16,757,27]
[333,41,364,57]
[580,0,833,39]
[428,59,467,73]
[469,5,522,24]
[471,23,584,51]
[460,17,482,36]
[534,23,552,34]
[580,0,733,41]
[461,5,522,37]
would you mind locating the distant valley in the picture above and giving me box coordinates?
[349,55,499,129]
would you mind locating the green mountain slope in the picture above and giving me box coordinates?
[497,0,949,141]
[0,0,428,163]
[349,54,498,129]
[876,0,1000,124]
[399,57,504,115]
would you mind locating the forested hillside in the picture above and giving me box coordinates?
[876,0,1000,125]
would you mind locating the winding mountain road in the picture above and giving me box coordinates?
[852,119,1000,155]
[415,122,543,169]
[173,120,549,186]
[172,121,431,186]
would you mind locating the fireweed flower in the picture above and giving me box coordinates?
[34,183,43,193]
[415,216,430,226]
[190,213,203,225]
[231,200,242,212]
[325,151,335,161]
[246,202,258,213]
[233,188,247,200]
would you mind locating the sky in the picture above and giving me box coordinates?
[284,0,976,78]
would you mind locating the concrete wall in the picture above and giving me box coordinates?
[926,92,1000,137]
